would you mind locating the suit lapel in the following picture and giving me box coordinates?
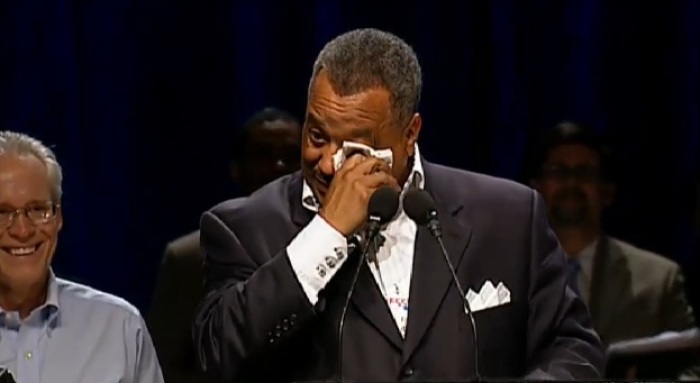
[350,261,404,349]
[401,162,473,363]
[588,236,630,339]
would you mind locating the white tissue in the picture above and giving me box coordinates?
[332,141,393,171]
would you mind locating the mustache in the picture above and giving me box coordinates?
[552,188,588,203]
[313,172,333,187]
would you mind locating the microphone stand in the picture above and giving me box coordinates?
[336,218,382,382]
[428,220,482,382]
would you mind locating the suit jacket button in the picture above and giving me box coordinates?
[401,366,414,377]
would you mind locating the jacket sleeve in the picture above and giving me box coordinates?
[193,209,350,382]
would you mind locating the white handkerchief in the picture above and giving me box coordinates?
[332,141,393,171]
[496,282,511,305]
[466,280,512,313]
[465,289,482,312]
[479,280,497,309]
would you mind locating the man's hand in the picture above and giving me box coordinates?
[319,155,399,236]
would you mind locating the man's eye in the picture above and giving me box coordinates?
[309,131,325,144]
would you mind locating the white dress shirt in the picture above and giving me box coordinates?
[287,145,424,337]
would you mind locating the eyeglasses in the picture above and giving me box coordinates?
[541,165,601,183]
[0,202,60,229]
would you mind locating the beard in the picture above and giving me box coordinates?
[549,188,590,228]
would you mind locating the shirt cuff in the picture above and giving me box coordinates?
[287,215,349,305]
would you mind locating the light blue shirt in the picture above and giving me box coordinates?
[0,272,164,383]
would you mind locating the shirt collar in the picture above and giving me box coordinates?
[0,268,60,328]
[568,237,599,277]
[45,269,60,312]
[302,144,425,212]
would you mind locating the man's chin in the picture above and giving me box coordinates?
[0,266,49,290]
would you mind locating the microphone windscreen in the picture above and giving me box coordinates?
[403,188,437,225]
[368,186,400,223]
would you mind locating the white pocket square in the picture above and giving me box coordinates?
[465,280,511,313]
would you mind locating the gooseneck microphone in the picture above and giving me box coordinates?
[403,188,482,382]
[336,186,400,381]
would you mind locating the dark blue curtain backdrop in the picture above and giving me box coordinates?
[1,0,698,312]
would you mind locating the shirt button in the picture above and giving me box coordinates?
[25,351,33,359]
[401,365,414,377]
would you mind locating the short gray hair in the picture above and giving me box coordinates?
[310,28,422,125]
[0,131,63,202]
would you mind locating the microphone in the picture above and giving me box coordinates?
[336,186,400,381]
[0,367,16,383]
[403,188,482,382]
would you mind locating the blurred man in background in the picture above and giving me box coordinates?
[147,107,301,383]
[528,122,696,348]
[0,131,163,382]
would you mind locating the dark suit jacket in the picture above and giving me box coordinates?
[193,162,605,382]
[148,230,210,383]
[589,236,697,346]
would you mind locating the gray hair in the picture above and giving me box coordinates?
[0,131,63,202]
[310,28,422,125]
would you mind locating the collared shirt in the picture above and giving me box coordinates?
[289,144,424,337]
[568,238,598,305]
[0,271,164,383]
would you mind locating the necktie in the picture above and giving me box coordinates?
[567,258,581,295]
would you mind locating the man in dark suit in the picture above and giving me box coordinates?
[194,29,604,382]
[147,107,301,383]
[529,123,698,379]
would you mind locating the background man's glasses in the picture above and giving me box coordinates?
[541,165,601,183]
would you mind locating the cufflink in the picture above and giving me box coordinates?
[333,247,345,261]
[325,256,337,268]
[316,264,328,277]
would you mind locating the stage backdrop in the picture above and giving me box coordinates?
[1,0,698,312]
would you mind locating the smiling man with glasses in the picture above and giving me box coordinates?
[0,131,163,382]
[528,122,698,378]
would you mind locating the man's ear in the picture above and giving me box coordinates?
[56,205,63,231]
[405,113,422,157]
